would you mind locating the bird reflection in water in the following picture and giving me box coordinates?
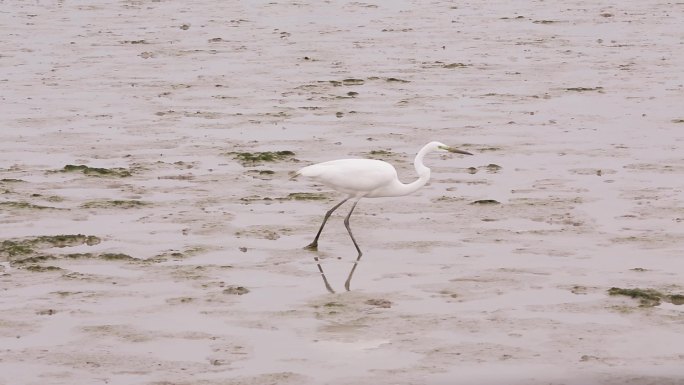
[313,252,363,294]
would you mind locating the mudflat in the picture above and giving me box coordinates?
[1,1,683,384]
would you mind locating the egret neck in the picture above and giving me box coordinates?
[370,144,432,198]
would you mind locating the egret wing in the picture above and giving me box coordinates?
[298,159,397,195]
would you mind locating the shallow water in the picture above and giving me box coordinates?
[1,0,683,384]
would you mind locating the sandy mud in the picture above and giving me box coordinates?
[1,1,683,384]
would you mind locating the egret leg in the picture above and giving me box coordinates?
[342,200,363,291]
[343,200,363,258]
[304,198,349,250]
[314,256,335,294]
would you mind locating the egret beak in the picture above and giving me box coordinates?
[440,145,473,155]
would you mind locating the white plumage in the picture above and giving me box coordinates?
[297,158,398,197]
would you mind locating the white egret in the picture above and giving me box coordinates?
[296,141,473,265]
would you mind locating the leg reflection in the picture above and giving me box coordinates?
[344,252,363,291]
[314,256,335,294]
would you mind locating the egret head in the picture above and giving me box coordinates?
[434,142,473,155]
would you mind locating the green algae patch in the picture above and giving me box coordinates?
[0,201,54,210]
[1,235,101,260]
[244,169,277,180]
[608,287,663,307]
[99,253,136,261]
[486,164,502,172]
[10,255,54,264]
[0,241,35,258]
[608,287,684,307]
[342,78,365,85]
[59,252,135,261]
[365,298,392,308]
[565,87,604,92]
[470,199,501,205]
[322,302,344,308]
[464,164,502,175]
[223,286,250,295]
[12,251,138,272]
[81,200,148,209]
[241,193,328,202]
[281,192,328,201]
[443,63,469,69]
[61,164,132,177]
[367,149,397,159]
[434,195,467,203]
[239,195,274,203]
[24,265,62,272]
[228,151,296,166]
[36,234,101,248]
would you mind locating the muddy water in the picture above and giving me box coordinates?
[1,1,684,384]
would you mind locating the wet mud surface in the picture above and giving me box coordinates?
[1,1,683,384]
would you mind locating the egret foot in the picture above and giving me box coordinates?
[304,242,318,251]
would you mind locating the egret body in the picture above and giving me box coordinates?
[297,141,473,260]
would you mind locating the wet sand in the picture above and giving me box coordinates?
[1,1,683,384]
